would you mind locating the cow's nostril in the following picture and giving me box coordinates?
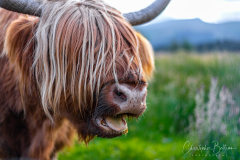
[114,89,127,102]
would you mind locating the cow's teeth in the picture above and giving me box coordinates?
[101,119,107,126]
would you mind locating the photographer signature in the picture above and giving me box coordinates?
[182,141,237,155]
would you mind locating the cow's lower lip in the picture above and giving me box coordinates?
[94,114,129,136]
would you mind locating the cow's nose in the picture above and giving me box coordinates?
[110,83,147,116]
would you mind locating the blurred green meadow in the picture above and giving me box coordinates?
[59,52,240,160]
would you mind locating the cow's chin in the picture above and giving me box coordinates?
[91,114,136,138]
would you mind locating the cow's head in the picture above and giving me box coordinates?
[2,0,170,142]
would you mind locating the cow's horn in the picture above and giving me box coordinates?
[0,0,171,25]
[123,0,171,26]
[0,0,43,17]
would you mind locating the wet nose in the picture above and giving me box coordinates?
[110,83,147,116]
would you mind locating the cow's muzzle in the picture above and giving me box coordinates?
[92,83,147,138]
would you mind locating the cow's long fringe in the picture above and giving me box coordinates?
[33,0,142,120]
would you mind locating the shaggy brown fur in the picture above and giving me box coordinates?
[0,1,154,159]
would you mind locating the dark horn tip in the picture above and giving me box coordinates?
[124,0,171,26]
[0,0,43,17]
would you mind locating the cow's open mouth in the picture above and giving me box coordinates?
[93,113,138,137]
[91,83,147,138]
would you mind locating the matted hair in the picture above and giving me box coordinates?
[32,0,143,120]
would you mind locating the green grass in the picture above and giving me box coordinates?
[59,52,240,160]
[59,137,187,160]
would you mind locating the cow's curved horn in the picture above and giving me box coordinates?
[0,0,43,17]
[0,0,170,25]
[123,0,171,26]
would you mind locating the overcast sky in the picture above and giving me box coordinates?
[104,0,240,24]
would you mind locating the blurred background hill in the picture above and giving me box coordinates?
[135,19,240,52]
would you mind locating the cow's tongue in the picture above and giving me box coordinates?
[105,115,127,132]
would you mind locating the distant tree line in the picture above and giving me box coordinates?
[196,40,240,52]
[168,40,193,52]
[158,40,240,53]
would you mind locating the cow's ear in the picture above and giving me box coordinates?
[137,32,155,80]
[4,16,38,73]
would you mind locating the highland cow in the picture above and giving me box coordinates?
[0,0,170,159]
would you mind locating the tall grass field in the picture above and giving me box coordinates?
[59,52,240,160]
